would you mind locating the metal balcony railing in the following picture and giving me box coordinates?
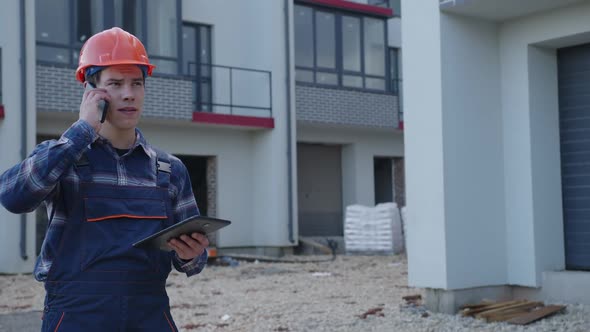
[188,62,273,118]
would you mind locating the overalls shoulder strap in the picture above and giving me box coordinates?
[75,149,172,188]
[74,152,92,182]
[154,148,171,189]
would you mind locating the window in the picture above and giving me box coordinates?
[295,6,314,82]
[182,23,212,111]
[114,0,143,40]
[295,4,389,92]
[368,0,401,16]
[147,0,178,74]
[74,0,104,64]
[364,17,386,90]
[342,15,362,88]
[75,0,104,44]
[315,11,337,85]
[35,0,104,64]
[389,47,400,94]
[36,0,182,75]
[36,0,72,64]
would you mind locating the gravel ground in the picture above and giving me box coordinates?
[0,255,589,331]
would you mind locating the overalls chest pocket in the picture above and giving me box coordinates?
[82,195,168,273]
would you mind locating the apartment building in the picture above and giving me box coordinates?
[404,0,590,312]
[0,0,404,273]
[293,0,403,241]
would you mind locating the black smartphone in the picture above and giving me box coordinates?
[85,82,109,123]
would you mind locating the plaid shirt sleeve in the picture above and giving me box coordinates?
[0,120,95,213]
[172,249,208,276]
[169,160,208,277]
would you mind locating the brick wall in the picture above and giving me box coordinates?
[206,157,217,218]
[295,85,400,128]
[394,157,405,207]
[36,64,195,120]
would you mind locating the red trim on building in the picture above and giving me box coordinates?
[398,120,404,130]
[192,112,275,129]
[0,105,4,120]
[296,0,393,17]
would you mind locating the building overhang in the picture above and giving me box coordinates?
[439,0,586,21]
[296,0,394,18]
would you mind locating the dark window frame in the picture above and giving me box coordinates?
[367,0,401,17]
[182,22,213,111]
[295,4,391,93]
[314,10,337,74]
[388,47,400,95]
[35,0,183,77]
[341,14,363,75]
[144,0,182,75]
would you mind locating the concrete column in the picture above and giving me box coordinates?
[404,1,507,292]
[402,0,448,289]
[527,45,565,280]
[0,0,37,273]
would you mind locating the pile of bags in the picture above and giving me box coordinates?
[344,202,405,255]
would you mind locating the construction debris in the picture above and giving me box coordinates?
[358,307,385,319]
[402,294,422,306]
[459,300,566,325]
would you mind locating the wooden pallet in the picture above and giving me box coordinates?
[459,300,565,325]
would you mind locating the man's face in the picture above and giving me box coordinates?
[97,65,145,131]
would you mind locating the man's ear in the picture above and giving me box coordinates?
[85,72,101,87]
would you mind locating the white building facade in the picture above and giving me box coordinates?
[404,0,590,312]
[0,0,403,273]
[293,0,404,243]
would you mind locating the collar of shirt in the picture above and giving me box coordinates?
[93,128,153,158]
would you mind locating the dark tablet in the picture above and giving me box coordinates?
[132,216,231,251]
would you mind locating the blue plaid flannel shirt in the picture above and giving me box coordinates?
[0,120,207,281]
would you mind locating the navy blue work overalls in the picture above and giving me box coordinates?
[41,147,179,332]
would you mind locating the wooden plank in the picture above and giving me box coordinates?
[460,300,495,310]
[462,300,520,316]
[482,302,544,322]
[486,311,531,323]
[477,301,544,319]
[506,305,566,325]
[460,302,494,310]
[462,300,524,317]
[484,305,537,319]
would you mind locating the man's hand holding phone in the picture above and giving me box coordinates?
[80,82,111,133]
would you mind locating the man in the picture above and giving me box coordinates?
[0,27,209,331]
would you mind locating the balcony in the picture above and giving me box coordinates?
[188,63,274,129]
[295,78,403,130]
[35,62,274,129]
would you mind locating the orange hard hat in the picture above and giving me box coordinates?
[75,27,155,82]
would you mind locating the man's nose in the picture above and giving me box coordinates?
[122,85,136,101]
